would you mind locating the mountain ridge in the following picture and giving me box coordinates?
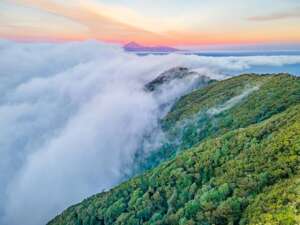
[144,67,214,92]
[124,42,180,52]
[47,73,300,225]
[132,73,299,175]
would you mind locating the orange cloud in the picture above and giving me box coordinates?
[2,0,300,46]
[7,0,175,44]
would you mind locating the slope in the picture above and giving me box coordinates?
[134,73,300,173]
[48,74,300,225]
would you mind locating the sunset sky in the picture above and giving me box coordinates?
[1,0,300,49]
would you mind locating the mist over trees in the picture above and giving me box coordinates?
[48,74,300,225]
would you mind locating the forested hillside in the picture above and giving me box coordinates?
[134,73,300,173]
[48,74,300,225]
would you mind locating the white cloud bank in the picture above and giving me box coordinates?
[0,40,300,225]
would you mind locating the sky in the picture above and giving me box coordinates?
[1,0,300,49]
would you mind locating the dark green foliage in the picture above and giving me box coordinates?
[48,74,300,225]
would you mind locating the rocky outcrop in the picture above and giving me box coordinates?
[144,67,213,91]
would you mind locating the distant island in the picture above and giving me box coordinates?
[124,41,180,52]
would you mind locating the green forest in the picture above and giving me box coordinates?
[48,73,300,225]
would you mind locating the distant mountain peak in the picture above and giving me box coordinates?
[124,41,180,52]
[124,41,142,48]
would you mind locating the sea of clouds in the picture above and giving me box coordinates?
[0,40,300,225]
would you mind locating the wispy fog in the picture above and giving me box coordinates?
[0,40,300,225]
[207,86,260,115]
